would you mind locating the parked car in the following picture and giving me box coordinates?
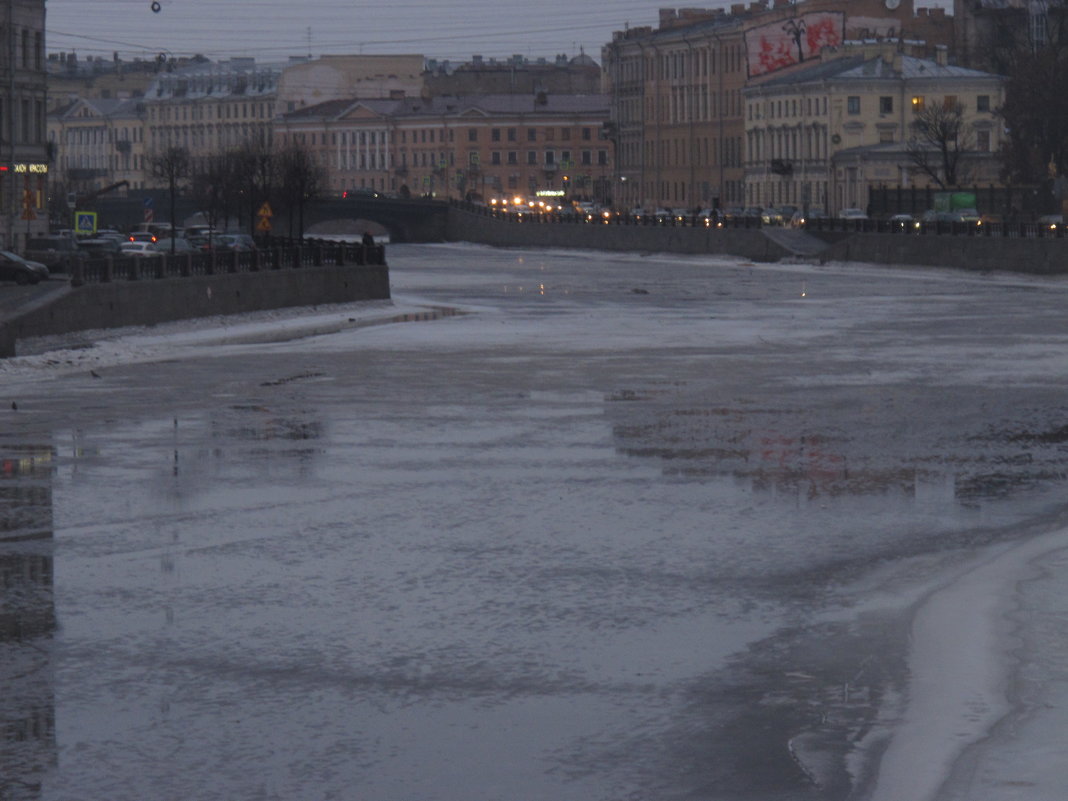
[838,208,869,220]
[95,228,125,243]
[183,225,217,240]
[127,231,158,243]
[77,238,123,257]
[0,250,49,284]
[790,208,828,227]
[760,208,784,225]
[23,235,82,272]
[215,234,258,252]
[151,237,196,253]
[119,241,162,258]
[343,188,381,199]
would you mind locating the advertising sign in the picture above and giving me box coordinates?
[745,12,844,78]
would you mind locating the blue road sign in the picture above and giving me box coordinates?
[74,211,98,235]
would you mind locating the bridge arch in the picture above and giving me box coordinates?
[303,198,448,243]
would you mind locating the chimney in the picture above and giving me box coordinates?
[934,44,948,66]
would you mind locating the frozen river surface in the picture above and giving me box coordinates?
[2,244,1067,801]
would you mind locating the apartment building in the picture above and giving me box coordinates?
[1,0,49,249]
[601,0,954,212]
[276,93,612,203]
[48,97,147,194]
[144,58,281,173]
[743,47,1006,213]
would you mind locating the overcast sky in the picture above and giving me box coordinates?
[45,0,955,66]
[44,0,670,64]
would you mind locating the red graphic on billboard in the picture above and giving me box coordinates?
[745,12,844,78]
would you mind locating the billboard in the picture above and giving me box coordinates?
[745,11,845,78]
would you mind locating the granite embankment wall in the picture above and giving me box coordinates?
[0,263,389,357]
[816,233,1068,274]
[445,207,796,261]
[446,206,1068,274]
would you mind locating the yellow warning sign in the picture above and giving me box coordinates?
[256,216,272,232]
[258,202,273,218]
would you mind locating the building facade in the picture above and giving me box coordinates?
[144,58,281,174]
[47,97,147,194]
[601,0,954,212]
[276,93,613,203]
[1,0,49,249]
[743,47,1006,214]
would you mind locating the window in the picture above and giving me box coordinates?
[582,127,592,140]
[847,96,860,115]
[561,127,570,140]
[545,150,556,165]
[976,130,991,152]
[507,151,518,164]
[911,95,925,111]
[527,151,537,165]
[527,128,537,142]
[879,130,894,144]
[491,151,501,165]
[507,128,517,141]
[977,95,991,112]
[879,96,893,114]
[581,150,592,165]
[597,149,608,165]
[943,95,958,109]
[468,128,478,142]
[491,128,501,142]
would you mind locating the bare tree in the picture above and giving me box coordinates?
[907,101,971,189]
[998,41,1068,184]
[276,143,325,242]
[190,151,238,246]
[231,139,275,239]
[149,145,191,253]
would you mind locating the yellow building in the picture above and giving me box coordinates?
[601,0,955,213]
[47,97,147,196]
[144,58,280,174]
[743,47,1006,214]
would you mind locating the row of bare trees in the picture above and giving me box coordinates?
[148,139,325,249]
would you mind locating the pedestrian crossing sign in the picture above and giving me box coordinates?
[74,211,98,236]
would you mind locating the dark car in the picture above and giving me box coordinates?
[24,235,83,272]
[215,234,258,252]
[0,250,50,284]
[77,238,123,258]
[343,188,381,199]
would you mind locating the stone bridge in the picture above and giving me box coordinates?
[303,197,448,242]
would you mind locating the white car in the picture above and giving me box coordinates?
[838,208,869,220]
[119,241,162,258]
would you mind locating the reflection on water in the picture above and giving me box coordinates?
[606,385,1068,514]
[0,445,57,801]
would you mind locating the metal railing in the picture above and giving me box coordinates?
[452,200,1067,239]
[70,239,386,286]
